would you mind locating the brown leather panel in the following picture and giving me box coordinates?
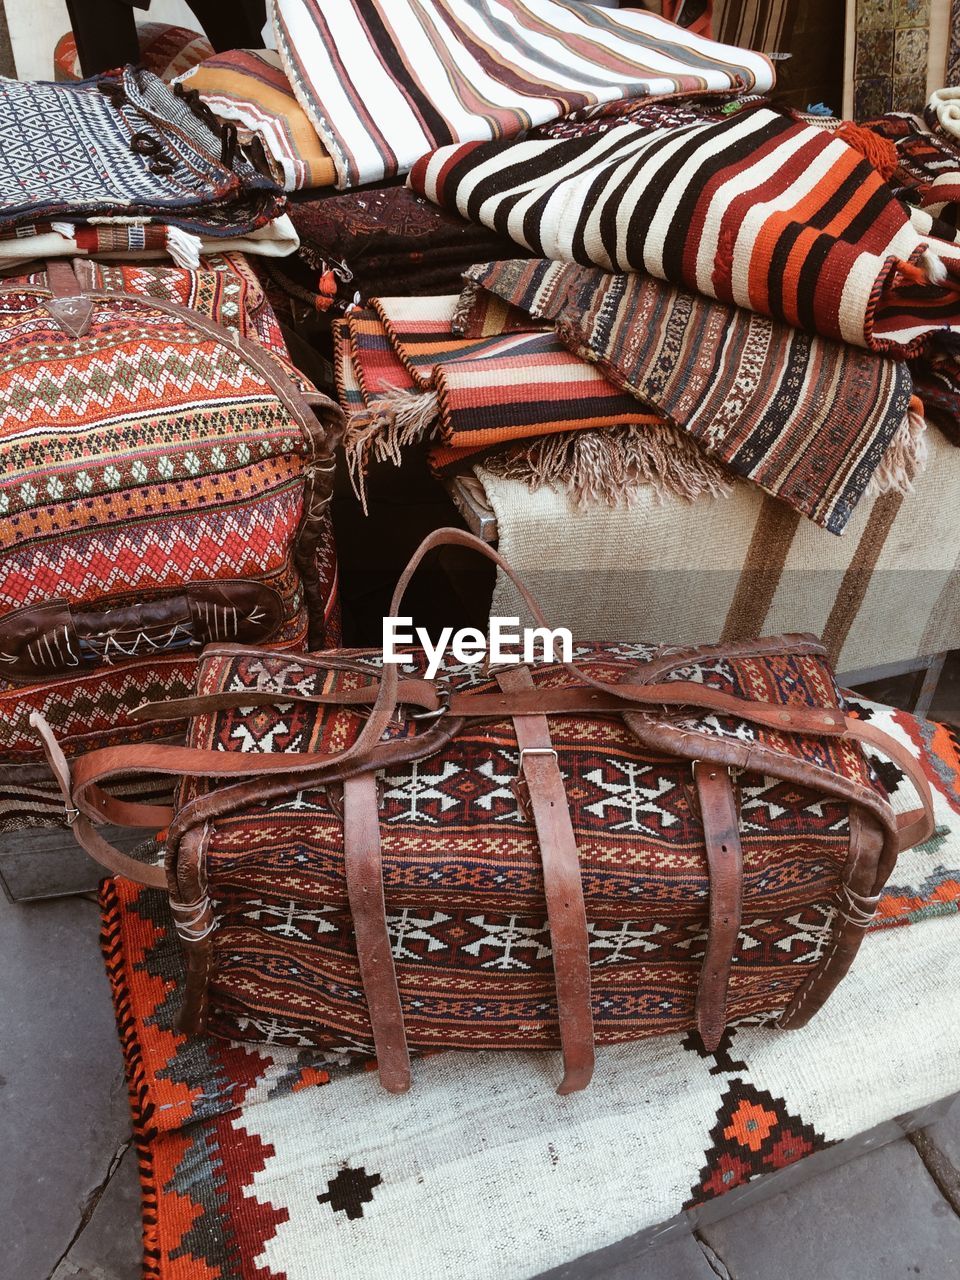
[498,667,594,1094]
[0,583,284,683]
[693,763,744,1052]
[343,773,411,1094]
[29,712,168,887]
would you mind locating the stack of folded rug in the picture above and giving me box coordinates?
[0,67,296,268]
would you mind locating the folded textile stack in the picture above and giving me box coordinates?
[272,0,774,187]
[0,66,296,269]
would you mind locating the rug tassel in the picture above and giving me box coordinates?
[921,248,950,286]
[481,423,732,509]
[866,401,928,498]
[343,387,439,513]
[836,121,899,180]
[165,225,203,270]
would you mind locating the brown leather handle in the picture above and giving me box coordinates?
[842,716,936,853]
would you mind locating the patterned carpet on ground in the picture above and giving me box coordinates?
[98,697,960,1280]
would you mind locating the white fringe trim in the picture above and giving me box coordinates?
[866,405,929,498]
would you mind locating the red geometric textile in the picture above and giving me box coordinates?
[0,258,340,805]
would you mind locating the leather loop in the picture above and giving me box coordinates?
[692,762,744,1052]
[343,773,411,1094]
[29,712,168,888]
[498,667,594,1094]
[842,717,936,852]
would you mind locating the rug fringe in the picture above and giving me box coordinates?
[481,423,733,509]
[343,387,439,512]
[98,879,163,1280]
[866,403,928,498]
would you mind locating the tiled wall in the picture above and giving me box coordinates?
[853,0,934,118]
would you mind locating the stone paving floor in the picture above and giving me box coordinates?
[2,659,959,1280]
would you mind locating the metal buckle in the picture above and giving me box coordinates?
[64,806,80,825]
[410,691,451,723]
[518,748,558,765]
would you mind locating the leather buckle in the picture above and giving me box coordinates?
[410,691,450,722]
[519,748,558,763]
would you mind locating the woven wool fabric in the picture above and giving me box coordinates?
[474,421,960,674]
[459,259,914,534]
[0,67,289,265]
[96,700,959,1277]
[411,103,960,356]
[164,640,894,1061]
[334,293,666,480]
[271,0,775,189]
[0,264,340,777]
[176,49,336,192]
[54,22,214,83]
[270,185,528,327]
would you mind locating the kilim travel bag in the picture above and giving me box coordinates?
[34,530,936,1095]
[0,256,342,833]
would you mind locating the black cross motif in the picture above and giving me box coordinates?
[317,1166,383,1220]
[682,1028,747,1075]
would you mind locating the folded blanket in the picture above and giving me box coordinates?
[176,49,336,192]
[271,186,527,327]
[272,0,774,188]
[459,259,920,534]
[0,67,291,266]
[411,103,960,356]
[332,295,724,510]
[928,87,960,141]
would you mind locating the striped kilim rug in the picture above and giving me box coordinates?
[99,698,960,1279]
[272,0,774,188]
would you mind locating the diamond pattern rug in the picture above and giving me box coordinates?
[98,698,960,1279]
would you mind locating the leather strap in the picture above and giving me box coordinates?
[842,717,936,853]
[498,667,594,1094]
[343,773,411,1094]
[693,762,744,1052]
[130,680,845,736]
[29,712,168,887]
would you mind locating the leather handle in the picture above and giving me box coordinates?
[842,716,936,853]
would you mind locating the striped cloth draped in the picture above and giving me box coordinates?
[410,103,960,356]
[458,260,916,534]
[335,293,664,447]
[271,0,775,188]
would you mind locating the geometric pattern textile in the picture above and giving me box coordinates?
[0,261,341,795]
[411,103,960,356]
[96,698,960,1278]
[0,67,285,254]
[272,0,775,188]
[144,639,907,1065]
[458,260,914,534]
[54,23,214,83]
[176,49,336,192]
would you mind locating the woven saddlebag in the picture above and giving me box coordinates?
[0,256,342,831]
[36,530,935,1094]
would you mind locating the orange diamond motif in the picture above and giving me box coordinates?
[723,1099,779,1152]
